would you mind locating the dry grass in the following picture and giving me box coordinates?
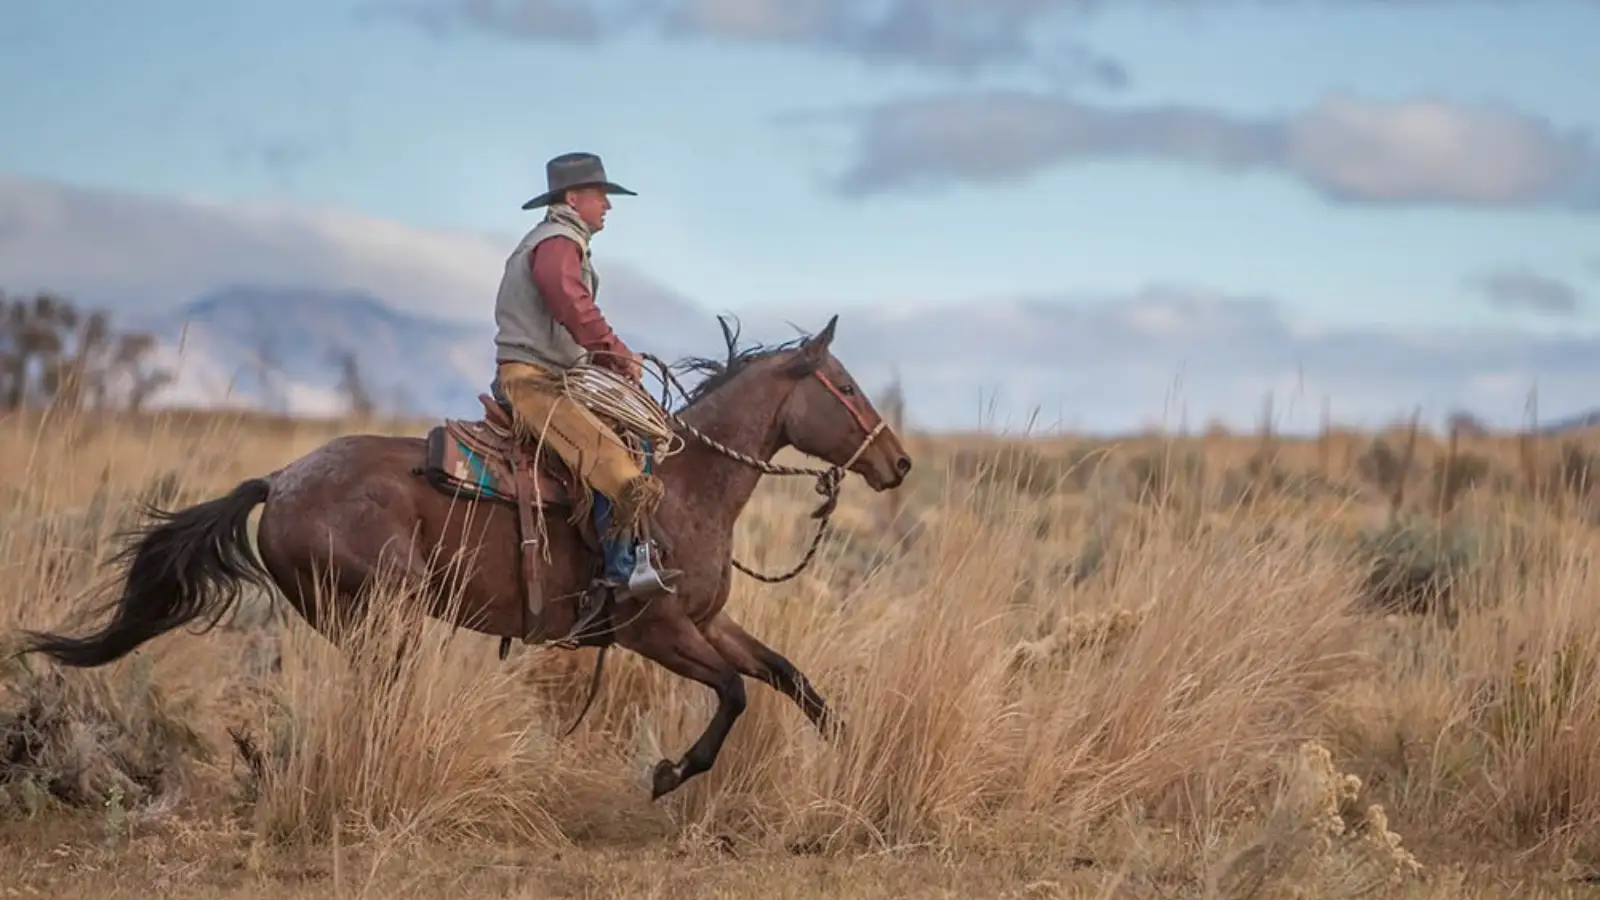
[6,408,1600,897]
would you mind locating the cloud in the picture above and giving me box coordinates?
[0,174,699,329]
[366,0,1578,86]
[4,174,1600,434]
[825,91,1600,211]
[1468,264,1585,316]
[369,0,603,41]
[366,0,1128,83]
[714,286,1600,433]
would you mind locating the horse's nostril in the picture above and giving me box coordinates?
[894,456,912,476]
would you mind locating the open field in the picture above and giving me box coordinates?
[8,408,1600,897]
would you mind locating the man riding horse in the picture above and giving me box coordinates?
[489,151,676,636]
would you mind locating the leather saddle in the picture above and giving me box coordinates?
[416,393,605,647]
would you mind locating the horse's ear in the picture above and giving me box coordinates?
[801,314,838,362]
[716,314,741,366]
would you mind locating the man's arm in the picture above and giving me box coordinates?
[529,236,635,373]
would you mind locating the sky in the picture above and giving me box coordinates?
[3,0,1600,433]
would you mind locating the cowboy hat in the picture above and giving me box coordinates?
[520,151,638,210]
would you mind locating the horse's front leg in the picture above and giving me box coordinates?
[703,612,844,742]
[617,608,748,800]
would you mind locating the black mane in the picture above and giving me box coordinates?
[670,315,809,409]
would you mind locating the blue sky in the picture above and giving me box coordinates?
[3,0,1600,431]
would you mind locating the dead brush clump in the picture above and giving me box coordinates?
[0,650,207,817]
[1324,516,1600,862]
[1350,509,1565,623]
[1351,519,1476,618]
[0,461,223,823]
[1431,447,1495,514]
[1205,740,1423,898]
[1458,604,1600,852]
[1006,606,1146,672]
[1122,444,1207,506]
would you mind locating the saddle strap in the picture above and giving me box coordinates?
[509,451,546,643]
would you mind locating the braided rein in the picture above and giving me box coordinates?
[638,352,883,584]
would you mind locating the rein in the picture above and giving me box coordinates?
[637,351,885,584]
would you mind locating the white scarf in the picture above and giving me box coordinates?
[544,202,592,246]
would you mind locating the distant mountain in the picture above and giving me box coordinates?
[1539,409,1600,434]
[100,286,1600,436]
[131,283,717,418]
[1448,406,1600,436]
[129,285,493,417]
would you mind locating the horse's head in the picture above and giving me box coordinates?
[774,315,912,491]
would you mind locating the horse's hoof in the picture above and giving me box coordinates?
[650,758,681,800]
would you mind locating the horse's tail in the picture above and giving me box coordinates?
[17,477,275,668]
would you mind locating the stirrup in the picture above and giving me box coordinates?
[624,540,676,599]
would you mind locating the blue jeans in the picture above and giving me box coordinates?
[594,437,655,583]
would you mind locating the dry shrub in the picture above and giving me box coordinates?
[1433,449,1493,513]
[0,429,249,824]
[1123,444,1207,505]
[1205,741,1422,898]
[0,651,206,815]
[1328,516,1600,860]
[9,411,1600,894]
[1352,520,1475,618]
[1357,437,1416,497]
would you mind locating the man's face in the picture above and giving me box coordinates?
[567,187,611,232]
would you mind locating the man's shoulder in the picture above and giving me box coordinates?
[513,218,584,245]
[529,231,583,262]
[531,217,587,242]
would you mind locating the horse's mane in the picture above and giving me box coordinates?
[670,315,809,410]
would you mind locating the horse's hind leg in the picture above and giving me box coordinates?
[319,563,433,685]
[247,436,460,684]
[618,611,747,800]
[257,516,431,684]
[703,612,843,741]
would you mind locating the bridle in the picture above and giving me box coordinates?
[811,370,888,475]
[642,353,888,584]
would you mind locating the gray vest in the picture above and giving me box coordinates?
[492,217,599,370]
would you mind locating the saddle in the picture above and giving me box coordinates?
[416,393,605,645]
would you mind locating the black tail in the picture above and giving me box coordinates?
[17,477,275,668]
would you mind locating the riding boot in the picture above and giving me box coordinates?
[594,495,680,601]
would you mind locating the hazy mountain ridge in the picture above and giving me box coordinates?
[80,283,1600,436]
[134,285,497,417]
[130,283,716,418]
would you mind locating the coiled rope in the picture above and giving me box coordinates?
[555,351,846,583]
[546,359,687,461]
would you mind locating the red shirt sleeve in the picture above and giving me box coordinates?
[529,236,631,362]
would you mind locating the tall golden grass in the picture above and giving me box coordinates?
[5,406,1600,897]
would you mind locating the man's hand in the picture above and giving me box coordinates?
[622,351,644,384]
[597,345,642,384]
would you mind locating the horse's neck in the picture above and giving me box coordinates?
[660,379,786,526]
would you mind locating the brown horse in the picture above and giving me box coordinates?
[15,314,912,799]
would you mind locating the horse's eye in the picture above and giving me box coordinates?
[841,384,856,395]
